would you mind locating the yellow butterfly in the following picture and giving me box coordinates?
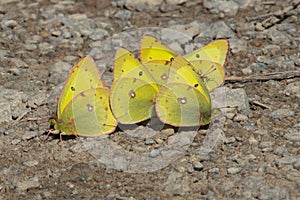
[156,56,212,126]
[50,56,117,139]
[140,35,228,91]
[110,48,159,124]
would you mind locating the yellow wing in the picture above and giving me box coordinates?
[189,60,225,91]
[183,40,229,66]
[57,88,117,136]
[57,56,103,119]
[140,35,176,64]
[111,48,159,124]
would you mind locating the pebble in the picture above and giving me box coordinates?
[200,21,235,39]
[149,149,160,158]
[125,0,163,11]
[145,137,155,145]
[233,113,248,122]
[285,170,300,182]
[11,139,21,145]
[48,61,72,85]
[165,172,191,196]
[165,0,187,5]
[22,131,37,140]
[283,129,300,141]
[227,167,242,174]
[193,162,204,171]
[269,109,295,118]
[114,10,132,21]
[258,187,287,200]
[23,159,39,167]
[16,176,40,191]
[88,28,109,41]
[208,167,219,173]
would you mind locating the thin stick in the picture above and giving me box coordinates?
[225,70,300,83]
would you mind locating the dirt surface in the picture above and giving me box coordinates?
[0,0,299,199]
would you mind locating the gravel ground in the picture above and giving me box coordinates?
[0,0,299,199]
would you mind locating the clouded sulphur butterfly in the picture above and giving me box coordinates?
[50,56,117,138]
[110,48,159,124]
[156,56,212,126]
[140,35,228,91]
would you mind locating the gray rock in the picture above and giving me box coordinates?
[284,129,300,141]
[276,156,299,166]
[114,10,132,21]
[229,38,247,54]
[211,87,250,114]
[258,187,287,200]
[149,149,160,158]
[269,109,295,118]
[23,159,39,167]
[11,139,21,145]
[165,172,191,196]
[193,162,204,171]
[227,167,242,174]
[200,21,235,39]
[125,0,163,11]
[48,61,72,85]
[22,131,38,140]
[218,0,239,17]
[165,0,187,5]
[145,138,154,145]
[16,176,40,191]
[209,167,219,173]
[3,19,18,28]
[233,113,248,122]
[169,21,200,39]
[285,170,300,182]
[243,176,266,191]
[88,28,109,41]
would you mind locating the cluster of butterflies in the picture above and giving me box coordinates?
[49,35,229,138]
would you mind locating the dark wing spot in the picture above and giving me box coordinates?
[105,107,108,111]
[133,78,137,83]
[170,57,174,62]
[195,54,200,58]
[138,71,143,76]
[194,83,199,88]
[149,56,152,60]
[71,86,76,91]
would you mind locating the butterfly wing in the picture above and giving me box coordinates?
[156,83,211,126]
[140,35,176,64]
[57,56,104,119]
[111,48,159,124]
[183,40,229,66]
[57,88,117,136]
[189,60,225,91]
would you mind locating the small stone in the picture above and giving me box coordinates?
[269,109,295,118]
[285,170,300,182]
[145,138,154,145]
[227,167,242,174]
[208,167,219,173]
[149,149,160,158]
[16,176,40,191]
[284,129,300,141]
[258,187,287,200]
[114,10,131,21]
[88,28,109,41]
[224,136,236,144]
[233,113,248,122]
[23,159,39,167]
[11,139,21,145]
[165,172,191,196]
[259,141,274,149]
[4,19,18,28]
[22,131,37,140]
[293,159,300,170]
[165,0,187,5]
[193,162,204,171]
